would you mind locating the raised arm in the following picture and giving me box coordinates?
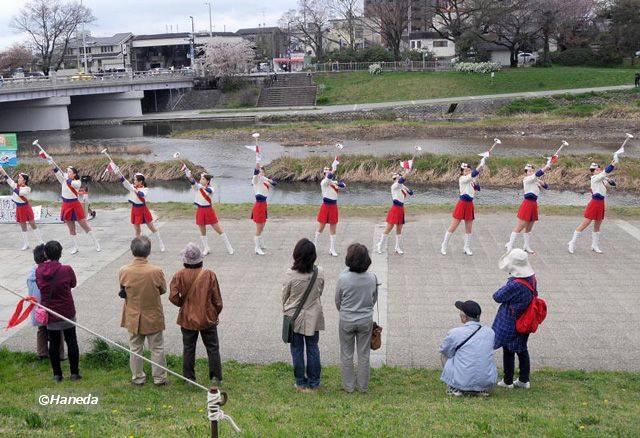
[120,175,135,193]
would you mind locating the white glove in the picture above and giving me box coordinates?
[185,169,192,178]
[479,156,487,168]
[112,164,120,174]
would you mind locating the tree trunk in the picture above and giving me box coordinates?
[543,32,550,65]
[510,49,518,68]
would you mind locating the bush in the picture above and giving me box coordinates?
[323,45,394,63]
[237,88,257,107]
[497,97,557,115]
[553,103,604,117]
[369,63,382,75]
[454,62,501,73]
[401,50,427,61]
[550,47,624,67]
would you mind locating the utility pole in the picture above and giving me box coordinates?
[81,0,88,73]
[189,16,196,67]
[205,2,213,37]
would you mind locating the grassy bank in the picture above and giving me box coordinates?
[314,67,637,105]
[266,153,640,192]
[8,158,204,184]
[1,347,639,436]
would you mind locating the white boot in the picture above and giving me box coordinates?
[463,234,473,256]
[33,227,45,245]
[568,231,580,254]
[313,231,321,246]
[376,233,388,254]
[154,230,166,252]
[394,234,404,255]
[254,236,265,255]
[200,235,211,256]
[259,235,266,250]
[506,232,519,252]
[329,234,338,257]
[591,232,603,253]
[220,233,234,255]
[523,233,534,254]
[20,231,29,251]
[69,235,79,255]
[88,231,101,252]
[440,231,452,255]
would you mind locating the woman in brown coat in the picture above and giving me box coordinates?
[169,243,223,385]
[282,238,325,391]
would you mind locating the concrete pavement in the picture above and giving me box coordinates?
[1,209,640,372]
[124,84,636,122]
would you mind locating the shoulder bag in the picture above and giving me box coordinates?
[371,274,383,350]
[282,267,318,344]
[454,325,482,353]
[172,269,206,307]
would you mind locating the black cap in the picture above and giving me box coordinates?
[455,300,481,319]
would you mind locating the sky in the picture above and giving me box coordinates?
[0,0,294,50]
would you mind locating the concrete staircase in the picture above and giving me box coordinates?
[257,74,317,107]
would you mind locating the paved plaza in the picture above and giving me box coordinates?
[1,209,639,371]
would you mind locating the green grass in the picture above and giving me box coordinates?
[313,67,636,105]
[498,97,558,115]
[1,347,639,436]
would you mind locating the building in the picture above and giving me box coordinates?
[62,32,133,72]
[408,31,455,58]
[130,32,243,71]
[235,27,287,60]
[324,17,383,52]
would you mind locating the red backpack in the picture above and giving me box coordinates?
[514,278,547,334]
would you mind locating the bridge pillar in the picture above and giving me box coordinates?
[68,91,144,121]
[0,97,70,131]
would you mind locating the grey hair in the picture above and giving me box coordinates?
[131,236,151,258]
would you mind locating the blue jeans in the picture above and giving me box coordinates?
[290,331,321,388]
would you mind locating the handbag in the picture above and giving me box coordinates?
[172,269,206,307]
[282,267,318,344]
[371,274,383,350]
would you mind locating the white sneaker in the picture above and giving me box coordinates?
[69,247,79,255]
[523,246,535,254]
[376,242,383,254]
[591,246,603,254]
[394,247,404,255]
[440,244,447,255]
[513,379,530,389]
[202,247,211,256]
[446,387,463,397]
[20,243,29,251]
[255,247,265,255]
[567,241,575,254]
[95,242,101,252]
[463,247,473,256]
[497,380,514,389]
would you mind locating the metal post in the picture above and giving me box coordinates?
[190,16,196,67]
[205,2,213,37]
[81,0,88,74]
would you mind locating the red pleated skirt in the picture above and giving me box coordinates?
[251,201,268,223]
[131,205,153,224]
[60,200,85,221]
[317,203,339,224]
[517,199,539,222]
[15,204,34,223]
[584,198,605,221]
[195,205,219,225]
[386,204,405,225]
[452,199,475,221]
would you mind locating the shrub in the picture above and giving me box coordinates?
[401,50,427,61]
[323,45,394,63]
[315,96,329,105]
[454,61,501,73]
[497,97,556,115]
[550,47,624,67]
[369,63,382,75]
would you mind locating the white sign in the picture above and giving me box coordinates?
[0,196,62,224]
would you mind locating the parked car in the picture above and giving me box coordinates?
[517,52,538,64]
[69,72,95,81]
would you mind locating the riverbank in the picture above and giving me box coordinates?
[11,158,204,184]
[1,348,638,436]
[265,153,640,193]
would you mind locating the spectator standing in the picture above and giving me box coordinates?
[36,241,80,382]
[169,243,224,385]
[27,244,65,361]
[282,238,325,392]
[439,300,497,396]
[119,236,168,386]
[635,72,639,87]
[492,249,536,389]
[335,243,378,393]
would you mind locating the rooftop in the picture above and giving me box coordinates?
[67,32,133,48]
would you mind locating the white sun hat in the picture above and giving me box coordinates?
[499,248,534,278]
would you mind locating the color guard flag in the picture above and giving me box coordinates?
[180,162,188,172]
[400,159,413,170]
[332,155,340,172]
[38,150,48,160]
[106,161,117,173]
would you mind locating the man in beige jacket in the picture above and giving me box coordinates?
[119,236,168,386]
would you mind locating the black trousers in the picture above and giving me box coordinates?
[181,326,222,382]
[48,327,79,377]
[503,348,530,385]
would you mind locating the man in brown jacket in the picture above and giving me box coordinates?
[169,243,223,384]
[119,236,168,386]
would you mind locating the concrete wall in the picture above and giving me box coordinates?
[68,91,143,120]
[0,97,71,132]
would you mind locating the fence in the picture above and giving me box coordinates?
[310,60,454,73]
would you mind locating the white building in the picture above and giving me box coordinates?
[408,31,455,59]
[62,32,133,72]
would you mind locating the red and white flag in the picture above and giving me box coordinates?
[106,161,117,173]
[180,162,188,172]
[400,159,413,170]
[38,150,48,160]
[332,155,340,172]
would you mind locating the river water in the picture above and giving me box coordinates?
[7,121,640,206]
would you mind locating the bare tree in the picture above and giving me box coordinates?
[329,0,362,49]
[425,0,484,55]
[0,43,37,72]
[365,0,410,60]
[280,0,333,59]
[200,39,255,77]
[10,0,94,75]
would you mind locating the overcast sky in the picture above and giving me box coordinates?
[0,0,295,50]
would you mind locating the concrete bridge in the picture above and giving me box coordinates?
[0,71,194,131]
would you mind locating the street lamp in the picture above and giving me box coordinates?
[205,2,213,37]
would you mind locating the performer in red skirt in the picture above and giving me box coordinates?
[568,159,618,254]
[505,159,553,254]
[117,169,165,252]
[376,171,413,255]
[184,167,233,256]
[314,167,346,257]
[440,157,487,256]
[0,167,44,250]
[46,154,100,254]
[251,163,277,255]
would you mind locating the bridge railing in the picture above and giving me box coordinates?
[0,70,196,92]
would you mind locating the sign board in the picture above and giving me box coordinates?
[0,133,18,167]
[0,196,62,224]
